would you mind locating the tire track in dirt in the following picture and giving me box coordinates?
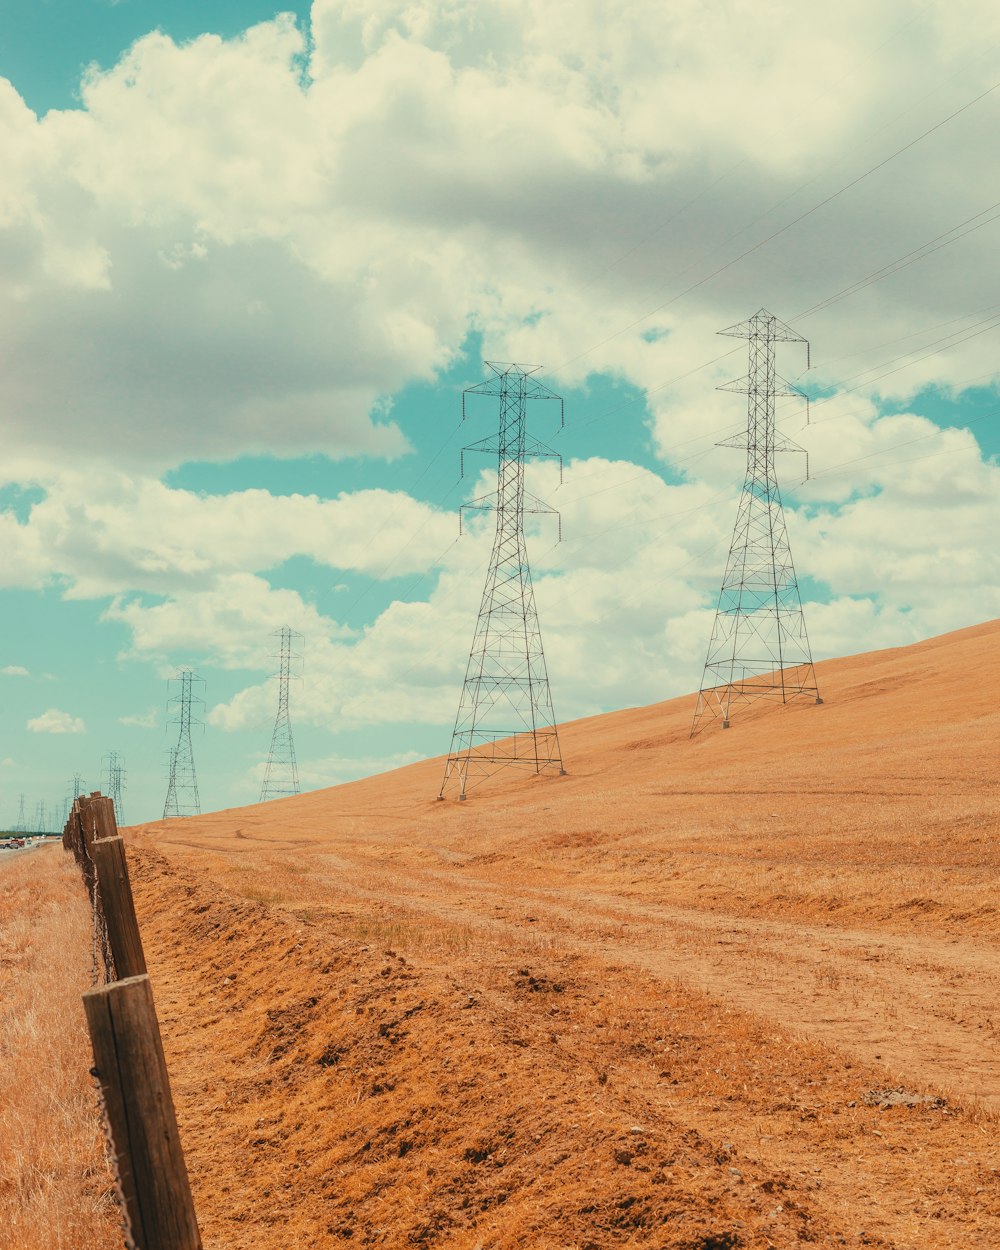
[298,856,1000,1113]
[129,846,1000,1250]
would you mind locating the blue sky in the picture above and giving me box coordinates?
[1,1,314,112]
[2,1,999,825]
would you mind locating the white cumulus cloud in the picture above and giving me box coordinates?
[3,0,1000,800]
[27,708,86,734]
[118,708,159,729]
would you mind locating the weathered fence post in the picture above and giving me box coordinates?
[92,794,119,840]
[83,975,202,1250]
[77,796,99,903]
[91,837,148,978]
[64,798,84,864]
[80,793,102,858]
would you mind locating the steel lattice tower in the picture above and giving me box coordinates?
[14,793,26,834]
[103,752,127,826]
[260,627,302,802]
[63,773,85,826]
[692,309,822,733]
[438,362,566,801]
[163,669,204,818]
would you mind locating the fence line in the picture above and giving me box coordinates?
[63,793,202,1250]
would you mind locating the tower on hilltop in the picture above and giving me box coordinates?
[692,309,822,733]
[163,669,204,818]
[103,752,126,826]
[438,362,566,801]
[260,627,303,803]
[63,773,85,826]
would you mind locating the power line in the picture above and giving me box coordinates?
[800,406,997,484]
[553,77,1000,373]
[796,202,1000,320]
[558,1,952,307]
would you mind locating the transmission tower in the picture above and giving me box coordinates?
[438,362,566,801]
[62,772,85,826]
[692,309,822,733]
[14,793,26,834]
[163,746,178,818]
[34,800,46,835]
[259,627,302,802]
[163,669,204,818]
[63,772,85,825]
[103,752,127,826]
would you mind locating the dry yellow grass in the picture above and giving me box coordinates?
[0,848,121,1250]
[123,619,999,1248]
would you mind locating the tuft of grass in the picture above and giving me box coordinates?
[237,885,287,906]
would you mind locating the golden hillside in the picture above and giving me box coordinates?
[127,620,1000,1248]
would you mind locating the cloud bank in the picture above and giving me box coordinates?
[2,0,999,781]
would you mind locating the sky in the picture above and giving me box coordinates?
[2,0,1000,826]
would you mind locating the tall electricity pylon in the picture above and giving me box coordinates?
[692,309,822,733]
[438,362,566,801]
[163,669,204,818]
[103,752,126,826]
[14,793,26,834]
[260,627,302,802]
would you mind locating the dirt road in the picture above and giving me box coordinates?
[237,849,1000,1113]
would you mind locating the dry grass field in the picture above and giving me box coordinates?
[6,620,996,1248]
[0,850,120,1250]
[115,618,999,1249]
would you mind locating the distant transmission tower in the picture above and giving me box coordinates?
[63,772,85,824]
[163,669,204,818]
[14,793,26,834]
[103,752,127,826]
[692,309,822,733]
[438,362,566,801]
[259,627,302,802]
[34,801,46,834]
[162,746,178,818]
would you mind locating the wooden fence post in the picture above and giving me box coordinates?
[91,837,148,978]
[80,794,102,859]
[76,797,99,903]
[92,794,119,840]
[83,975,202,1250]
[65,799,84,864]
